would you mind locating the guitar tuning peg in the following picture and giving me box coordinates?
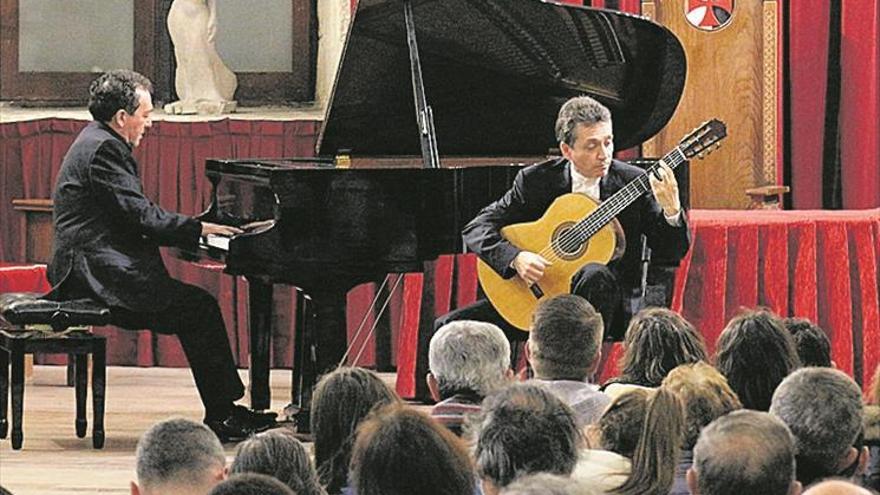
[698,152,705,159]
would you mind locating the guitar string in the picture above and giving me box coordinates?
[533,147,688,262]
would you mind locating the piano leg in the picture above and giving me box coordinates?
[247,277,273,411]
[288,286,348,433]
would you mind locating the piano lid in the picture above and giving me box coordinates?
[318,0,686,157]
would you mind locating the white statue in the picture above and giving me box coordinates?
[165,0,237,115]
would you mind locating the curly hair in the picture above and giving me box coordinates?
[88,69,153,122]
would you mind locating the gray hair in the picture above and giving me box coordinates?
[693,410,796,495]
[472,383,583,488]
[530,295,603,381]
[769,367,863,475]
[554,96,612,146]
[429,320,510,398]
[135,418,226,490]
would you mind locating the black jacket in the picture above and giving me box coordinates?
[462,157,690,290]
[48,121,201,311]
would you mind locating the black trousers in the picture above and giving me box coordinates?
[435,263,626,342]
[109,280,245,420]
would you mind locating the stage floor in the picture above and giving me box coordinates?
[0,365,408,495]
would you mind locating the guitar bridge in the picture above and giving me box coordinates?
[529,283,545,299]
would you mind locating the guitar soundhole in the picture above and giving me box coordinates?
[551,222,588,261]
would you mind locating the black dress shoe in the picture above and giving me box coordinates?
[204,414,254,443]
[230,404,277,432]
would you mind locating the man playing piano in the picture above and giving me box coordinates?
[436,96,691,342]
[47,70,273,442]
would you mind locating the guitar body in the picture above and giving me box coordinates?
[477,193,618,331]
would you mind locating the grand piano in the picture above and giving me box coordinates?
[175,0,686,430]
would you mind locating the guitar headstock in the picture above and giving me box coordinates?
[678,119,727,160]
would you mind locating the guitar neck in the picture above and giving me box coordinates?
[579,147,688,239]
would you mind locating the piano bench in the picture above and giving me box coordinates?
[0,293,109,450]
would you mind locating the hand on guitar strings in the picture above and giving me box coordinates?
[648,161,682,217]
[200,221,244,237]
[513,251,552,285]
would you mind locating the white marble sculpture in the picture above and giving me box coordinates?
[165,0,237,115]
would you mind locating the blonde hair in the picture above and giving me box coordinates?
[661,362,742,449]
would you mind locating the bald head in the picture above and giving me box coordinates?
[802,480,872,495]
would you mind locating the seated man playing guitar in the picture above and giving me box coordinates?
[436,96,691,341]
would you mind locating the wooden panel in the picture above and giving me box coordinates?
[12,198,53,264]
[641,0,780,209]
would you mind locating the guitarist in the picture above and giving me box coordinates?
[436,96,690,342]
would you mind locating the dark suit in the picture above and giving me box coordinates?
[437,157,690,340]
[48,121,244,419]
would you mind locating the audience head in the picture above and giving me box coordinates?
[802,480,873,495]
[351,404,474,495]
[230,429,326,495]
[661,362,742,450]
[688,410,800,495]
[769,367,867,486]
[207,473,295,495]
[310,367,400,494]
[472,383,583,494]
[782,317,833,367]
[616,307,707,387]
[595,387,684,495]
[500,473,598,495]
[528,295,604,381]
[715,309,800,410]
[428,320,511,401]
[131,418,226,495]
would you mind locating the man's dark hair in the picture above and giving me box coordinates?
[530,295,603,381]
[472,383,583,488]
[88,69,153,122]
[208,473,295,495]
[715,309,800,410]
[782,317,832,367]
[692,410,796,495]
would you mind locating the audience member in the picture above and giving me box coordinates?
[526,295,611,426]
[770,367,867,487]
[131,418,226,495]
[350,404,475,495]
[782,317,833,367]
[662,362,742,494]
[863,364,880,491]
[310,367,400,495]
[576,387,684,494]
[428,320,512,435]
[230,429,326,495]
[471,383,583,494]
[687,410,800,495]
[500,473,599,495]
[603,307,707,395]
[715,309,800,410]
[207,473,295,495]
[802,480,873,495]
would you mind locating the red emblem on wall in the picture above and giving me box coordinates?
[686,0,734,32]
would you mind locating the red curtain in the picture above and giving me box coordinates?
[789,0,880,208]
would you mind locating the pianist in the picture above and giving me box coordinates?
[436,95,690,342]
[47,70,273,442]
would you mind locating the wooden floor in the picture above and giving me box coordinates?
[0,365,408,495]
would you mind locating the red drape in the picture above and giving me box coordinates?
[789,0,880,208]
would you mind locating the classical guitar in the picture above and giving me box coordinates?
[477,119,728,330]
